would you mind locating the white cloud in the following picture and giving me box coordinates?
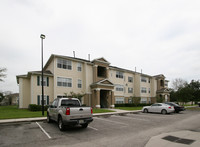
[0,0,200,92]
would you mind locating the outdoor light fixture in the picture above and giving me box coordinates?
[40,34,45,116]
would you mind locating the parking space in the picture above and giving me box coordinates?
[0,110,200,147]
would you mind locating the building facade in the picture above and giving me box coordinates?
[16,54,170,108]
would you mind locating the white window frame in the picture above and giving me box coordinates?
[77,79,82,88]
[128,77,133,83]
[141,76,147,82]
[141,87,147,93]
[115,97,124,104]
[57,58,72,70]
[116,71,124,79]
[77,63,82,72]
[116,85,124,91]
[57,77,72,87]
[128,87,133,93]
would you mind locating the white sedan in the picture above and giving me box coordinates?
[142,103,175,114]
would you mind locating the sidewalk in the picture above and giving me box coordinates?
[145,130,200,147]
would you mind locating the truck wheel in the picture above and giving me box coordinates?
[47,113,52,123]
[58,116,65,131]
[81,123,88,128]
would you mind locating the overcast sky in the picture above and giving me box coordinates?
[0,0,200,93]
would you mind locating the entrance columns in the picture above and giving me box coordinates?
[110,90,115,108]
[95,88,100,108]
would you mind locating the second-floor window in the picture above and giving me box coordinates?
[77,79,82,88]
[57,77,72,87]
[141,87,147,93]
[128,87,133,93]
[116,71,123,79]
[57,58,72,70]
[37,76,49,87]
[116,85,124,91]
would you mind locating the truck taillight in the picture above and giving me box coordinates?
[66,108,70,115]
[91,107,93,114]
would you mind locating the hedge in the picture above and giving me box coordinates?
[115,103,152,107]
[28,104,49,111]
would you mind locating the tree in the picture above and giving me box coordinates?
[64,91,85,103]
[187,80,200,104]
[132,96,141,106]
[0,68,7,82]
[171,78,187,91]
[0,92,5,103]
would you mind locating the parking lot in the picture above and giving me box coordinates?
[0,110,200,147]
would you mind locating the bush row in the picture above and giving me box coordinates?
[28,104,49,111]
[115,103,152,107]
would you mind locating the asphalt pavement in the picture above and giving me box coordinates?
[0,108,199,147]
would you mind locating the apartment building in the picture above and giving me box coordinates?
[16,54,170,108]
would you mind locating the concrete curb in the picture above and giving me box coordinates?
[0,110,142,124]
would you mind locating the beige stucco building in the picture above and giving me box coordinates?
[16,54,170,108]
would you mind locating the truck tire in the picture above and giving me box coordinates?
[81,123,88,128]
[47,113,52,123]
[58,116,65,131]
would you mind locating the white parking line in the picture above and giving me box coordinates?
[88,126,98,131]
[36,122,52,139]
[94,117,128,126]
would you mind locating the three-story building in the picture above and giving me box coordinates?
[16,54,170,108]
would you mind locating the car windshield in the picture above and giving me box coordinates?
[167,102,179,106]
[61,99,81,107]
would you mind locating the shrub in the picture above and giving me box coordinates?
[115,103,152,107]
[28,104,48,111]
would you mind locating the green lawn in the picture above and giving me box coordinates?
[186,107,200,111]
[0,106,47,119]
[93,109,115,113]
[0,106,115,119]
[115,107,143,111]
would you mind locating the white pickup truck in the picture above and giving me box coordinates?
[47,98,93,131]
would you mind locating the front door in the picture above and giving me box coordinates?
[100,90,109,108]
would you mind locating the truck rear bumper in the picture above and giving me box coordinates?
[63,117,93,126]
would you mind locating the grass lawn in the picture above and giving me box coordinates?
[93,108,115,113]
[186,107,200,111]
[115,107,143,111]
[0,106,47,119]
[0,106,115,119]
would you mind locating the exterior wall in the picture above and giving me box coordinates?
[54,57,87,98]
[45,58,54,74]
[30,75,54,104]
[19,78,31,108]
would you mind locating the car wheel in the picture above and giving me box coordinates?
[143,109,148,113]
[161,109,167,115]
[58,116,65,131]
[47,113,52,123]
[81,123,88,128]
[176,110,180,113]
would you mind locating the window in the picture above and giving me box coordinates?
[149,88,151,93]
[128,77,133,83]
[128,98,132,103]
[141,76,147,82]
[77,63,82,71]
[37,76,49,87]
[115,97,124,104]
[116,71,123,79]
[148,78,151,83]
[165,82,168,87]
[57,77,72,87]
[97,66,107,77]
[37,95,49,105]
[77,79,82,88]
[128,87,133,93]
[140,97,147,104]
[141,87,147,93]
[116,85,124,91]
[57,58,72,70]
